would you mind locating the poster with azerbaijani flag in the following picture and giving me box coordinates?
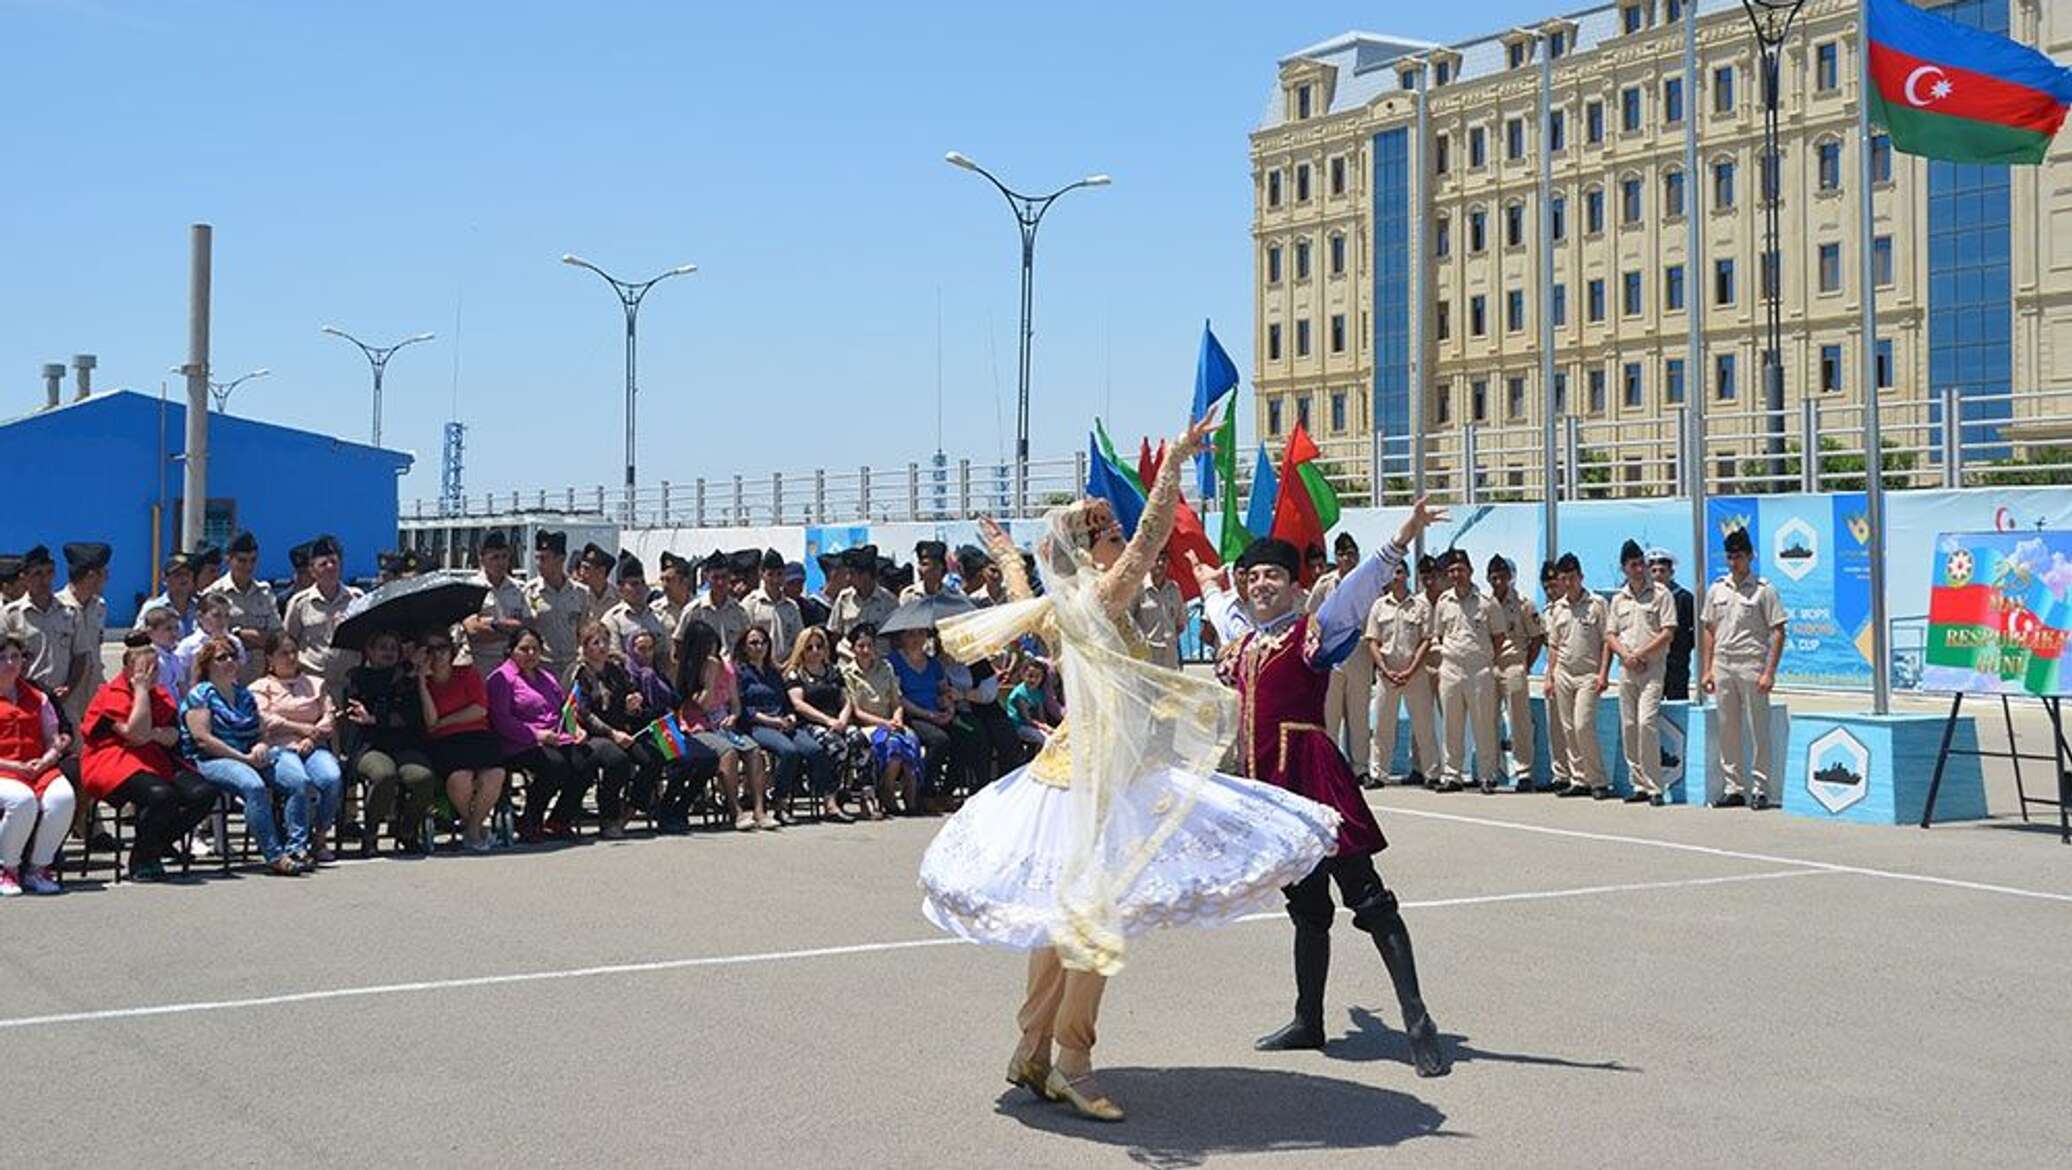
[1920,531,2072,697]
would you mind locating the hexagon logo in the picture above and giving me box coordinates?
[1658,717,1687,793]
[1773,517,1819,582]
[1805,727,1870,814]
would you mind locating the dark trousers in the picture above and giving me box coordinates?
[588,738,665,819]
[513,744,593,827]
[750,725,832,800]
[967,702,1024,784]
[107,770,217,865]
[1282,852,1434,1039]
[353,747,436,844]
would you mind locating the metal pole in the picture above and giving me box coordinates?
[625,304,638,522]
[371,363,386,448]
[1412,61,1429,529]
[1941,383,1962,487]
[1537,39,1557,563]
[1686,0,1709,709]
[182,223,212,551]
[1856,0,1890,715]
[1743,1,1806,481]
[1016,230,1035,518]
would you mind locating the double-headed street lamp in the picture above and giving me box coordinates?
[944,150,1110,516]
[172,365,271,413]
[320,326,435,447]
[562,254,697,520]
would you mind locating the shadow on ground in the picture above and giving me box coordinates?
[1330,1007,1638,1074]
[997,1064,1449,1169]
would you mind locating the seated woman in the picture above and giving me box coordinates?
[487,626,592,843]
[674,620,769,832]
[179,636,305,876]
[570,621,652,840]
[79,634,219,882]
[342,630,438,855]
[250,631,345,864]
[889,627,982,809]
[733,626,832,826]
[0,633,76,896]
[624,628,713,835]
[841,623,921,816]
[415,630,504,852]
[782,625,867,822]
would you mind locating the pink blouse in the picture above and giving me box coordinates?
[250,673,335,749]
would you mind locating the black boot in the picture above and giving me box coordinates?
[1255,924,1330,1051]
[1356,902,1451,1077]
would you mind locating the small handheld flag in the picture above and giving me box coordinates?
[644,711,691,761]
[558,683,582,737]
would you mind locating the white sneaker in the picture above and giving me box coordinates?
[0,867,21,897]
[22,866,61,895]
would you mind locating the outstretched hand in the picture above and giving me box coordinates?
[1185,550,1227,594]
[1394,495,1450,548]
[1173,409,1219,460]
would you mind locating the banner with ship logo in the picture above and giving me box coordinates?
[1705,493,1875,689]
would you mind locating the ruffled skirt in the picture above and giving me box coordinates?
[919,764,1340,950]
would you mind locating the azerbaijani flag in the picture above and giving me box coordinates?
[1213,404,1252,562]
[1086,419,1147,538]
[644,711,692,761]
[1269,424,1341,587]
[558,682,582,737]
[1866,0,2072,165]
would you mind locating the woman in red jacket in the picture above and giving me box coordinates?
[0,632,76,895]
[77,633,218,882]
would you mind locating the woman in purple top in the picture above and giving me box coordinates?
[486,626,594,843]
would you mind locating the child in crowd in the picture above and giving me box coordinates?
[1004,657,1053,749]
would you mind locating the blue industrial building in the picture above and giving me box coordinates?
[0,390,411,625]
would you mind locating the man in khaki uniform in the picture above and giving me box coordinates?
[205,531,280,684]
[1701,527,1788,810]
[57,542,111,728]
[678,551,751,655]
[829,545,897,652]
[651,550,696,637]
[743,549,805,663]
[523,531,588,680]
[0,556,24,606]
[1431,548,1507,793]
[573,543,619,628]
[1133,553,1186,670]
[282,534,362,703]
[461,531,528,673]
[1606,539,1678,805]
[899,540,968,605]
[602,550,671,671]
[1545,553,1611,798]
[1309,532,1375,781]
[1536,560,1570,792]
[1485,555,1545,790]
[1,546,85,712]
[1409,553,1445,785]
[1364,557,1435,788]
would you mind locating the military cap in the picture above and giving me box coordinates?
[534,530,567,557]
[479,530,509,552]
[21,545,53,570]
[309,534,343,560]
[1556,552,1583,575]
[227,531,259,555]
[914,540,948,563]
[288,542,314,571]
[1723,528,1754,555]
[64,542,111,574]
[577,542,615,571]
[761,548,786,572]
[1619,539,1646,565]
[616,550,646,581]
[1333,531,1360,555]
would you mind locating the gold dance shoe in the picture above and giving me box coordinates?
[1044,1068,1124,1122]
[1006,1055,1054,1100]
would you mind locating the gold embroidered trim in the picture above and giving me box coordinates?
[1028,720,1074,788]
[1277,721,1327,775]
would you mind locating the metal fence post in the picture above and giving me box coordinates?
[907,462,920,521]
[595,485,606,514]
[509,490,519,513]
[860,466,872,520]
[1941,383,1962,488]
[731,474,744,526]
[565,487,576,511]
[1073,451,1089,515]
[660,481,672,525]
[958,459,972,517]
[537,489,547,510]
[1564,416,1581,501]
[814,469,827,522]
[1463,424,1480,505]
[1800,399,1819,493]
[695,478,706,528]
[1674,404,1690,497]
[768,471,781,525]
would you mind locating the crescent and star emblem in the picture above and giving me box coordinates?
[1903,64,1953,107]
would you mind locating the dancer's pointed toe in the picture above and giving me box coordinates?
[1045,1068,1125,1121]
[1406,1013,1451,1078]
[1253,1018,1328,1051]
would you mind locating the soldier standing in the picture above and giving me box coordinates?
[204,531,280,685]
[603,550,672,672]
[1701,527,1788,810]
[828,545,896,647]
[1431,549,1507,793]
[1308,533,1375,781]
[573,543,619,628]
[282,534,363,704]
[1545,553,1611,798]
[57,542,111,728]
[1536,559,1569,793]
[1485,556,1545,791]
[1,546,84,712]
[1607,539,1678,805]
[743,549,804,663]
[1649,548,1697,702]
[1408,552,1446,786]
[1363,557,1435,789]
[461,531,529,673]
[678,551,750,655]
[278,542,314,620]
[0,556,24,606]
[652,550,697,636]
[523,531,588,680]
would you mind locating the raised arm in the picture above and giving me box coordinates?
[1309,497,1449,668]
[976,517,1035,603]
[1097,414,1217,618]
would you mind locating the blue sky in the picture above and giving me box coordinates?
[4,0,1553,504]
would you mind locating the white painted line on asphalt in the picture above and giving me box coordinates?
[0,867,1824,1034]
[1377,805,2072,906]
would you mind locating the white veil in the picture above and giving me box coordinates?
[936,502,1239,974]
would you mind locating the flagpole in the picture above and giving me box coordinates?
[1537,32,1558,568]
[1684,0,1708,710]
[1856,0,1891,715]
[1411,57,1429,553]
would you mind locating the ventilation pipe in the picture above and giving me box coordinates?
[72,353,97,400]
[41,363,66,409]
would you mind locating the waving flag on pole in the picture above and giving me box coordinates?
[1866,0,2072,164]
[1191,321,1241,499]
[1136,436,1221,600]
[1243,443,1279,541]
[1270,424,1341,587]
[1086,421,1147,538]
[1214,405,1252,562]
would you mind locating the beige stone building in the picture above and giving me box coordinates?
[1251,0,2071,502]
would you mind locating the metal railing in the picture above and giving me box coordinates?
[408,385,2071,529]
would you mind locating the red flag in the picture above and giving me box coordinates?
[1136,437,1215,600]
[1271,425,1327,587]
[1137,438,1166,490]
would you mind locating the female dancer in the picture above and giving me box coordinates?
[918,410,1341,1122]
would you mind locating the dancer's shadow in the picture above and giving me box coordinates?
[1330,1007,1638,1074]
[996,1065,1452,1169]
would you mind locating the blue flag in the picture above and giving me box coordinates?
[1086,430,1148,539]
[1243,443,1279,540]
[1192,321,1239,498]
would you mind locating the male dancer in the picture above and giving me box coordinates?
[1196,498,1451,1078]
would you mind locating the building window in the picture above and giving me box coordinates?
[1621,87,1643,133]
[1508,41,1528,70]
[1548,110,1567,155]
[1623,362,1643,408]
[1436,216,1451,258]
[1470,295,1487,336]
[1471,379,1488,422]
[1435,59,1453,86]
[1623,3,1645,35]
[1267,397,1283,435]
[1296,84,1313,119]
[1296,164,1312,202]
[1469,209,1487,252]
[1585,187,1605,233]
[1713,66,1735,114]
[1295,319,1311,357]
[1401,69,1418,91]
[1267,170,1282,208]
[1821,343,1843,392]
[1873,234,1894,287]
[1715,258,1736,305]
[1586,100,1604,144]
[1469,126,1487,168]
[1664,169,1686,218]
[1716,352,1737,400]
[1666,0,1684,21]
[1665,263,1686,310]
[1505,202,1524,248]
[1621,177,1643,225]
[1871,134,1892,183]
[1435,134,1450,175]
[1266,245,1282,284]
[1550,30,1568,58]
[1667,358,1686,404]
[1664,77,1684,125]
[1268,323,1282,360]
[1816,42,1838,92]
[1552,283,1568,326]
[1875,338,1894,388]
[1294,238,1311,280]
[1436,384,1452,424]
[1507,375,1527,419]
[1330,156,1346,196]
[1551,193,1568,240]
[1506,117,1525,161]
[1554,371,1569,413]
[1623,270,1643,316]
[1507,289,1526,333]
[1436,301,1451,340]
[1297,394,1311,431]
[1714,159,1736,208]
[1817,140,1842,191]
[1330,313,1346,353]
[1330,390,1347,432]
[1588,368,1607,413]
[1587,278,1606,322]
[1819,242,1842,292]
[1329,233,1346,276]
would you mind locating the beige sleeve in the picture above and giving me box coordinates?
[1762,583,1787,630]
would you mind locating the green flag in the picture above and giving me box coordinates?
[1214,406,1251,561]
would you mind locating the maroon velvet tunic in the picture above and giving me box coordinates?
[1226,614,1387,857]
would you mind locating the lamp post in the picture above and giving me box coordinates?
[561,254,697,522]
[205,368,269,413]
[1742,0,1807,484]
[944,150,1110,517]
[320,326,435,447]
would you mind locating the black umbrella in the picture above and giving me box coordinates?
[332,572,489,652]
[879,591,977,637]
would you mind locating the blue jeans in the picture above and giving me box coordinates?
[272,748,344,852]
[195,753,302,862]
[750,725,831,799]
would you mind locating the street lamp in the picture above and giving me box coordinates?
[1741,0,1807,483]
[206,368,269,413]
[561,254,697,522]
[320,326,435,447]
[944,150,1110,516]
